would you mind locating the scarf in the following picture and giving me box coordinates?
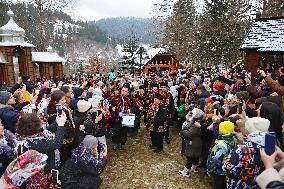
[1,150,47,187]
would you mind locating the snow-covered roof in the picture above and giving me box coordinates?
[241,17,284,52]
[0,41,35,47]
[32,52,65,63]
[0,10,25,33]
[0,10,34,47]
[0,51,6,63]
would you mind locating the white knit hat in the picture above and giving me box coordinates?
[77,100,92,113]
[93,88,103,97]
[245,117,270,134]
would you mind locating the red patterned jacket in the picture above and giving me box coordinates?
[109,95,131,124]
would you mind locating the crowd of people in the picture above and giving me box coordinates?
[0,65,284,189]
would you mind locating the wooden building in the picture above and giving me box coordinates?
[241,16,284,85]
[32,47,65,80]
[143,53,180,75]
[0,10,35,86]
[0,10,65,86]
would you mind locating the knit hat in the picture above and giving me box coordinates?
[77,100,92,113]
[191,108,204,120]
[93,88,103,97]
[82,135,98,150]
[0,91,12,104]
[154,93,164,101]
[236,91,250,101]
[245,117,270,134]
[219,121,235,135]
[213,81,225,91]
[73,87,84,98]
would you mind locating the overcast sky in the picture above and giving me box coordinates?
[72,0,156,21]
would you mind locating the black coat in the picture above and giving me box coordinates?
[27,125,65,173]
[59,159,104,189]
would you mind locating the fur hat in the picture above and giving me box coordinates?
[77,100,92,113]
[82,135,98,150]
[0,91,12,104]
[245,117,270,134]
[219,121,235,135]
[73,87,84,98]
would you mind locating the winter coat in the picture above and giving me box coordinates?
[59,144,106,189]
[15,124,65,173]
[265,76,284,96]
[207,133,237,175]
[0,130,16,176]
[147,103,169,133]
[177,104,186,118]
[256,167,284,189]
[180,125,202,158]
[222,133,265,189]
[0,104,19,133]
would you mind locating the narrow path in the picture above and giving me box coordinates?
[101,126,211,189]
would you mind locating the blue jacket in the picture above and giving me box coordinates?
[0,104,19,133]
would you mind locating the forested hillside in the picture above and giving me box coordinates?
[94,17,156,44]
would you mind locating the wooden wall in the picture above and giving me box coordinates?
[0,46,34,86]
[143,55,180,75]
[38,62,63,80]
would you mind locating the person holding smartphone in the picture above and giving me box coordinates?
[59,135,107,189]
[223,117,271,189]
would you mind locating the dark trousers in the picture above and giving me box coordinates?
[112,123,127,145]
[186,156,199,169]
[150,131,165,150]
[213,174,226,189]
[164,126,170,140]
[177,117,185,131]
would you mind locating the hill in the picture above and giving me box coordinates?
[94,17,156,44]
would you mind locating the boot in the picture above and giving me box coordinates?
[178,166,190,177]
[190,165,198,173]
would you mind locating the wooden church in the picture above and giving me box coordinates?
[0,10,65,86]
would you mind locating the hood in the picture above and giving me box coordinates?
[71,143,96,164]
[218,133,237,146]
[247,131,266,147]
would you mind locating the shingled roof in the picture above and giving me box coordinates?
[241,17,284,52]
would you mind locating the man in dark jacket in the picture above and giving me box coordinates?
[147,93,169,153]
[69,87,93,111]
[0,91,19,133]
